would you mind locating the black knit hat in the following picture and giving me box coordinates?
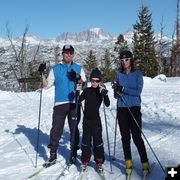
[120,50,133,60]
[90,68,102,80]
[62,45,74,53]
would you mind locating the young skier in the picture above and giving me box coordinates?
[113,50,149,176]
[78,68,110,171]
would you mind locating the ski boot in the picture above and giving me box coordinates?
[81,159,89,172]
[142,162,150,176]
[95,159,103,173]
[125,159,133,175]
[43,152,57,168]
[70,145,80,164]
[69,145,80,164]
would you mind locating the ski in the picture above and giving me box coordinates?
[96,170,106,180]
[94,166,106,180]
[77,166,88,180]
[27,160,57,179]
[55,156,81,179]
[125,168,133,180]
[126,173,132,180]
[55,163,73,180]
[142,162,156,180]
[27,167,45,179]
[43,159,57,168]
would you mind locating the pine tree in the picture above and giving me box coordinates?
[100,49,116,82]
[114,34,129,54]
[114,34,129,70]
[133,5,158,77]
[83,50,98,80]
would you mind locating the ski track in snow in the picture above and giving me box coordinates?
[0,77,180,180]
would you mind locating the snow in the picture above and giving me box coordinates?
[0,76,180,180]
[89,28,102,34]
[153,74,167,82]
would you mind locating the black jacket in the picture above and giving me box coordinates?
[79,86,110,119]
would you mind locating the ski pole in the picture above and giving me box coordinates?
[112,101,118,161]
[118,92,165,174]
[80,103,85,116]
[35,76,43,168]
[69,83,81,163]
[102,98,112,172]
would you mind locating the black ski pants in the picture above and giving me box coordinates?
[117,107,148,163]
[81,117,105,163]
[49,103,80,154]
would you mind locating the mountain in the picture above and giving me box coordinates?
[0,27,172,91]
[56,28,115,42]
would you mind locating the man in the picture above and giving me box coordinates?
[39,45,86,165]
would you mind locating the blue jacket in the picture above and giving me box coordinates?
[116,70,143,107]
[53,63,82,103]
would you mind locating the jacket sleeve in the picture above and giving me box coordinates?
[79,88,87,103]
[80,67,87,82]
[123,71,143,96]
[103,95,110,107]
[46,69,55,88]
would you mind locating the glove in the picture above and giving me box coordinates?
[113,89,119,99]
[38,63,46,75]
[112,82,124,98]
[99,84,108,96]
[76,83,83,91]
[69,69,81,81]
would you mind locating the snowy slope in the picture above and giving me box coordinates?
[0,76,180,180]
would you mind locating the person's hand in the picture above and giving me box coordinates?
[38,63,46,75]
[99,84,108,96]
[112,82,124,98]
[69,69,81,80]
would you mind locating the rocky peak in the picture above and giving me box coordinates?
[56,27,113,42]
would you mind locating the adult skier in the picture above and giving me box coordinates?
[113,50,149,176]
[39,45,86,165]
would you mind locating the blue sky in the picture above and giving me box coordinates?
[0,0,177,38]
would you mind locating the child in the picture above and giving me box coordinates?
[79,68,110,171]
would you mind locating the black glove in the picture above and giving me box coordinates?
[69,69,81,81]
[38,63,46,75]
[99,84,108,96]
[112,82,124,98]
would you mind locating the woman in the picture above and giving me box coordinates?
[113,50,149,175]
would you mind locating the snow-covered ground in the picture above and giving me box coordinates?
[0,76,180,180]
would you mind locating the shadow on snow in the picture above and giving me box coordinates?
[5,125,71,163]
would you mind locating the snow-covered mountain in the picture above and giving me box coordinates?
[56,28,115,43]
[0,27,172,91]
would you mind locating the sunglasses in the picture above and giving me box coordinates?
[120,58,131,62]
[91,79,101,83]
[63,51,74,55]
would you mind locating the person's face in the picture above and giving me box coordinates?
[91,78,101,88]
[62,51,74,63]
[121,58,131,69]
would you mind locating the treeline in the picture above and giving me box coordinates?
[2,2,180,91]
[83,3,180,81]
